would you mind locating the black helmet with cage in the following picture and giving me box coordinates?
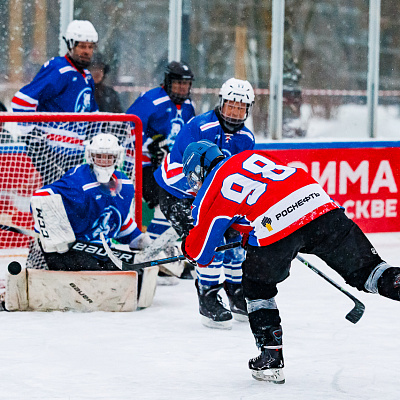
[163,61,195,105]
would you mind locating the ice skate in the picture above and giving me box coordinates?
[224,282,248,322]
[196,280,232,329]
[249,347,285,384]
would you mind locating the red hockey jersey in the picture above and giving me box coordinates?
[185,150,339,265]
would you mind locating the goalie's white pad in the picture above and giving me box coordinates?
[6,269,138,312]
[31,194,76,253]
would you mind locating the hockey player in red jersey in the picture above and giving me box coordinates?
[181,140,400,384]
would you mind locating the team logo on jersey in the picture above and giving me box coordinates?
[261,216,273,232]
[225,133,233,142]
[88,206,122,241]
[167,113,185,150]
[75,88,92,112]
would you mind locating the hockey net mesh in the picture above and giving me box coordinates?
[0,113,142,269]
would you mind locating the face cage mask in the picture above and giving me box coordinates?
[89,152,119,184]
[219,99,252,126]
[166,80,192,104]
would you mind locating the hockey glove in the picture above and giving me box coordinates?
[148,134,169,167]
[181,238,215,268]
[181,237,197,266]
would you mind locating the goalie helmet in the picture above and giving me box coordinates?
[63,20,98,50]
[164,61,194,104]
[85,134,124,183]
[182,140,224,193]
[218,78,255,126]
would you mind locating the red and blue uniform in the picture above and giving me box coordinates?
[184,150,339,266]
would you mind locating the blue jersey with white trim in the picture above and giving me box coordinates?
[154,109,255,199]
[126,86,195,167]
[32,164,141,245]
[11,56,98,113]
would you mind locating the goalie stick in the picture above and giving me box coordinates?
[0,223,136,264]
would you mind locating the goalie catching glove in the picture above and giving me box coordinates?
[31,194,76,253]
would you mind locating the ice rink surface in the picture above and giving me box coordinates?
[0,232,398,399]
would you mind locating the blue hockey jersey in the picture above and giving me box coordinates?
[126,86,195,167]
[11,56,98,113]
[32,164,142,246]
[154,109,255,199]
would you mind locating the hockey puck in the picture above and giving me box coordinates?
[8,261,22,276]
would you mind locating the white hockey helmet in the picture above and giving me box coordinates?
[85,134,124,183]
[64,20,98,50]
[218,78,255,125]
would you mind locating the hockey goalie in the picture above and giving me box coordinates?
[6,133,156,312]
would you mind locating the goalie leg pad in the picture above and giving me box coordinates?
[31,194,76,253]
[137,266,159,309]
[6,269,138,312]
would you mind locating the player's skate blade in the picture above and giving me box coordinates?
[200,315,232,330]
[251,368,285,384]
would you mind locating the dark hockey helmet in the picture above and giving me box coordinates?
[164,61,194,104]
[182,140,224,193]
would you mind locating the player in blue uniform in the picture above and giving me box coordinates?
[11,20,100,186]
[31,133,149,271]
[154,78,256,328]
[12,20,98,113]
[126,61,195,245]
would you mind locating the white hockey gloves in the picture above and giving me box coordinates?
[129,232,152,251]
[31,194,76,253]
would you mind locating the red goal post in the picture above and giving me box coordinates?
[0,112,143,249]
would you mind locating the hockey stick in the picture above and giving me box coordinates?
[0,223,37,237]
[100,232,241,272]
[296,254,365,324]
[0,223,136,264]
[101,230,365,323]
[3,222,366,321]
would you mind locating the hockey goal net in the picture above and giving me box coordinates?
[0,113,143,261]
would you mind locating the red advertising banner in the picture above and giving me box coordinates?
[255,141,400,233]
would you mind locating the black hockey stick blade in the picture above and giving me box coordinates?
[296,254,365,324]
[345,298,365,324]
